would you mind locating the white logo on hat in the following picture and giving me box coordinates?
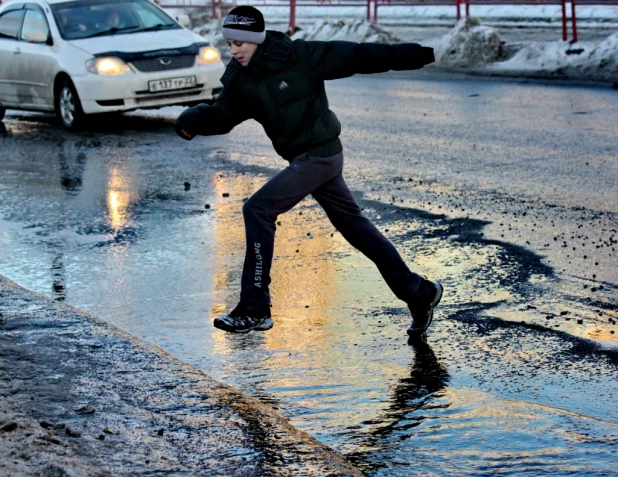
[224,14,257,26]
[279,81,289,90]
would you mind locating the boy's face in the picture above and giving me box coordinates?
[227,41,258,67]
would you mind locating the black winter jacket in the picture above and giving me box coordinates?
[175,31,435,160]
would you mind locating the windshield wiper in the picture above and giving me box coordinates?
[82,25,140,39]
[139,23,177,32]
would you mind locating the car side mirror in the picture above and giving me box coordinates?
[176,14,190,29]
[24,31,49,44]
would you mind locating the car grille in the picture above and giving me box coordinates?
[131,55,196,73]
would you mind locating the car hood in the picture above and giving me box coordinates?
[67,29,207,56]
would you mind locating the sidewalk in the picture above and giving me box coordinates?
[0,275,362,476]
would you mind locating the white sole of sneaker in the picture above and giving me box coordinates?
[252,317,274,331]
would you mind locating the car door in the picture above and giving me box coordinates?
[14,5,57,109]
[0,6,26,106]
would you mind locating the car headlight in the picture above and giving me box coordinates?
[86,57,132,76]
[197,46,220,65]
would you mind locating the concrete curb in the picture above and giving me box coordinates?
[0,275,363,476]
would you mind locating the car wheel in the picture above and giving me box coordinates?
[0,106,5,121]
[55,78,85,130]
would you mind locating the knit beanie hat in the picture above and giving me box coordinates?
[221,6,266,45]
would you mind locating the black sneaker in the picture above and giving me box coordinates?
[407,281,443,336]
[213,303,273,333]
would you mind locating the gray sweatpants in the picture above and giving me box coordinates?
[240,151,423,306]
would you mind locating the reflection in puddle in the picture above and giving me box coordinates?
[58,140,87,194]
[347,336,450,471]
[106,167,136,230]
[51,254,66,301]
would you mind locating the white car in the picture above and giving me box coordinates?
[0,0,224,129]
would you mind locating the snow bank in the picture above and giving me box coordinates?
[489,32,618,82]
[431,17,506,67]
[418,17,616,82]
[291,18,400,43]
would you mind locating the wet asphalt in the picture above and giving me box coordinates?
[0,71,617,475]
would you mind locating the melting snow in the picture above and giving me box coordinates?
[291,18,400,43]
[430,17,506,67]
[487,32,618,82]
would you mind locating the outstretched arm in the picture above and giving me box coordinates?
[175,88,251,140]
[297,40,435,82]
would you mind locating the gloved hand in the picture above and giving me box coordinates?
[391,44,435,71]
[420,46,435,65]
[175,106,201,140]
[175,121,195,141]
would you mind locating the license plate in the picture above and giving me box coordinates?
[148,76,196,93]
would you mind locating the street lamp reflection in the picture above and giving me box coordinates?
[106,168,134,230]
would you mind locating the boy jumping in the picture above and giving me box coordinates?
[175,6,442,336]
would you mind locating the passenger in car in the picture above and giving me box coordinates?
[100,8,121,29]
[175,6,443,337]
[58,11,88,34]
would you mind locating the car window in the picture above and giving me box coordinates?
[21,9,50,42]
[51,0,179,40]
[0,9,25,40]
[132,1,174,29]
[55,6,97,39]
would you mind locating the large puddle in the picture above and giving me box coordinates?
[1,74,617,474]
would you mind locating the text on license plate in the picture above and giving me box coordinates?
[148,76,196,93]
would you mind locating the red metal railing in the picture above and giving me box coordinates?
[462,0,618,42]
[372,0,463,23]
[464,0,572,41]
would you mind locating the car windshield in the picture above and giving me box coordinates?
[50,0,179,40]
